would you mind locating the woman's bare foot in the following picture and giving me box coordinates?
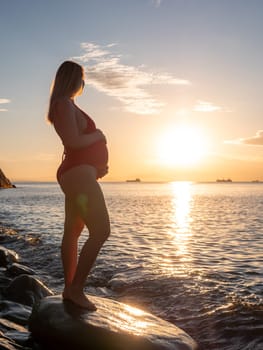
[62,286,97,311]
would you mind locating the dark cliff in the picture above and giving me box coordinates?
[0,168,15,188]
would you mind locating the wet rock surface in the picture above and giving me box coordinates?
[7,263,36,277]
[5,275,53,307]
[29,295,197,350]
[0,300,32,326]
[0,246,19,267]
[0,227,41,349]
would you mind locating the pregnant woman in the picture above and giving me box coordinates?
[47,61,110,310]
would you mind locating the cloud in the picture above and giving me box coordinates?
[193,100,222,112]
[73,42,190,115]
[226,130,263,146]
[0,99,11,104]
[0,98,11,112]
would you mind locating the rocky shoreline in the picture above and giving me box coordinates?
[0,225,54,350]
[0,169,16,189]
[0,225,198,350]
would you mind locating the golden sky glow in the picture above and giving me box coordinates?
[1,1,263,182]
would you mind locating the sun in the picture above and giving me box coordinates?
[157,124,208,166]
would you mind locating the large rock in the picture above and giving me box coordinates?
[0,247,19,268]
[0,169,15,189]
[29,295,198,350]
[5,275,53,307]
[7,263,35,277]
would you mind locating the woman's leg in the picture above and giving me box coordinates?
[71,177,110,288]
[61,196,84,287]
[58,165,110,309]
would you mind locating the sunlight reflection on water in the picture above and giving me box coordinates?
[155,181,194,276]
[170,181,192,259]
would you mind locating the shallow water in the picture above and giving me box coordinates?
[1,181,263,349]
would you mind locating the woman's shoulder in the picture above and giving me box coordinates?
[52,98,77,127]
[53,97,76,116]
[55,97,74,108]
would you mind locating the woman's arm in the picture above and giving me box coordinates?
[53,98,106,149]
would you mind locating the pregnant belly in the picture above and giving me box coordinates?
[65,141,108,169]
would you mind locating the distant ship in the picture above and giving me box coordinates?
[126,178,141,183]
[216,178,232,183]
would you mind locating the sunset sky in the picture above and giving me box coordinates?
[1,0,263,182]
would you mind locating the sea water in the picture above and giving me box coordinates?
[0,181,262,349]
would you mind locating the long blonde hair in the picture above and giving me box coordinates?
[47,61,84,123]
